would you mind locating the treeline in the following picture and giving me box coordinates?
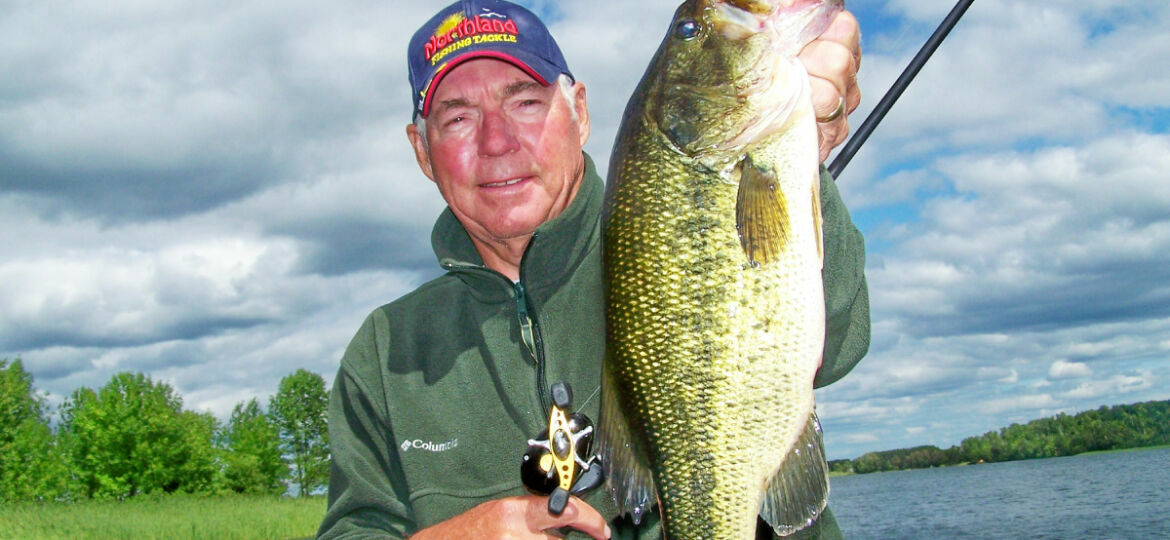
[0,358,329,503]
[829,399,1170,475]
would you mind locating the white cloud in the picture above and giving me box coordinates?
[0,231,303,348]
[843,433,880,445]
[867,1,1169,152]
[1062,370,1155,400]
[981,394,1056,416]
[1048,360,1091,380]
[817,397,921,423]
[865,133,1170,341]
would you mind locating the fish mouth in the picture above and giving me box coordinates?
[697,0,842,151]
[710,0,843,43]
[720,0,843,13]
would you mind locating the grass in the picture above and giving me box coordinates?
[0,493,327,540]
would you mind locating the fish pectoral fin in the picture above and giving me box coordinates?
[760,411,830,537]
[736,155,790,266]
[597,363,657,525]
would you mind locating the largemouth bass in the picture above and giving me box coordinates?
[598,0,842,537]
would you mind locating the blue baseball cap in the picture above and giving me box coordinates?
[408,0,574,120]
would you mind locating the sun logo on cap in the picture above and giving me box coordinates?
[434,12,465,38]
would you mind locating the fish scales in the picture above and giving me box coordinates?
[600,0,841,538]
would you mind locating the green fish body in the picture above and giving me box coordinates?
[599,1,843,537]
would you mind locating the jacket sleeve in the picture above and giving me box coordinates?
[317,314,416,539]
[814,167,871,389]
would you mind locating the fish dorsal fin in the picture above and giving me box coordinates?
[736,155,790,266]
[760,411,830,536]
[598,363,657,525]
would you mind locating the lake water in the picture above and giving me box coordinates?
[828,446,1169,539]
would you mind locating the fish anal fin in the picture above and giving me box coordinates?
[760,412,829,537]
[598,362,657,525]
[736,155,791,266]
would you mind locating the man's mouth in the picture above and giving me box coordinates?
[481,177,528,188]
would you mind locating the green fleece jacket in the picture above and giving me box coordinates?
[316,153,869,539]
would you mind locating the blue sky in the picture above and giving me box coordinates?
[2,0,1168,463]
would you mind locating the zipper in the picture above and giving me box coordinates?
[515,280,552,414]
[442,259,552,416]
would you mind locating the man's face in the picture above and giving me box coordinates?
[408,59,590,251]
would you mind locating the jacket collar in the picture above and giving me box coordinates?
[430,152,603,302]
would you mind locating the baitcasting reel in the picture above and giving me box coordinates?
[520,381,604,515]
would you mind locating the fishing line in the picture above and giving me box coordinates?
[576,384,601,414]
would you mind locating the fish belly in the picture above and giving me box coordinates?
[604,129,824,538]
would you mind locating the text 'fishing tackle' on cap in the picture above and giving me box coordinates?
[407,0,574,120]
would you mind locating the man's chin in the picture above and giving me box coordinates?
[486,225,539,244]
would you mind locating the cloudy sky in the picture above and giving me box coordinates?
[3,0,1168,461]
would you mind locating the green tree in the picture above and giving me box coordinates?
[852,451,888,474]
[269,369,330,497]
[175,409,221,493]
[0,359,70,502]
[223,398,285,494]
[827,459,853,474]
[59,372,219,499]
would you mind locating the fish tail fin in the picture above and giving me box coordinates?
[598,362,657,525]
[760,411,830,536]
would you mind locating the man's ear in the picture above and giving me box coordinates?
[573,82,590,147]
[406,123,436,183]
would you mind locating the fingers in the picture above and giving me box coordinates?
[803,38,858,113]
[818,9,862,69]
[525,495,612,540]
[799,9,862,162]
[416,495,612,539]
[811,75,850,163]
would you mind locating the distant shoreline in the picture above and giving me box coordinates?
[829,443,1170,478]
[827,399,1170,476]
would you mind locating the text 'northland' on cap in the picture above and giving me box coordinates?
[408,0,574,120]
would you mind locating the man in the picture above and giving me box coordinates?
[317,1,867,538]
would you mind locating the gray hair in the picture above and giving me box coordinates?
[414,74,577,150]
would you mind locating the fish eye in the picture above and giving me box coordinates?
[674,18,700,40]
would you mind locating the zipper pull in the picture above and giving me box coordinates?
[514,282,538,360]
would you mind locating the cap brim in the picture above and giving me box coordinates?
[419,48,565,118]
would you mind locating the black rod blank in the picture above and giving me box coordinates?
[828,0,975,179]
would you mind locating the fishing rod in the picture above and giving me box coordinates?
[828,0,975,179]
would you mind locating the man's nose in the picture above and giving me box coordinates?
[478,108,520,156]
